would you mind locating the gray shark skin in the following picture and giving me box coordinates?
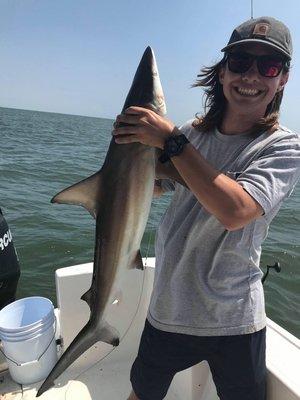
[36,47,166,397]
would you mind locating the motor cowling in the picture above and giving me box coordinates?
[0,208,20,309]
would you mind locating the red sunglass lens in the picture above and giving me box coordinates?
[259,60,283,77]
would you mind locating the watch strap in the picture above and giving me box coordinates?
[159,134,189,163]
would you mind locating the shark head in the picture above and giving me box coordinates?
[122,46,166,116]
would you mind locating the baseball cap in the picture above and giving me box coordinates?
[221,17,292,60]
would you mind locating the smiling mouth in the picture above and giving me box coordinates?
[235,87,263,97]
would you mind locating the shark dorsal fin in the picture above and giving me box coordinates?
[51,171,103,219]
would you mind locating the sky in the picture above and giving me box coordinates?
[0,0,299,129]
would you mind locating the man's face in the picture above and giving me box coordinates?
[219,43,289,117]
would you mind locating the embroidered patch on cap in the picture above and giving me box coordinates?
[253,23,270,37]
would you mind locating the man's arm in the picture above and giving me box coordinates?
[169,142,263,231]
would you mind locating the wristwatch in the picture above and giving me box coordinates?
[158,134,190,163]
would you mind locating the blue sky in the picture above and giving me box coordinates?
[0,0,299,129]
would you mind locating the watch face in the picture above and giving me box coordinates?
[164,134,189,159]
[166,137,180,156]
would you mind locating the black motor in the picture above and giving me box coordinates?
[0,208,20,309]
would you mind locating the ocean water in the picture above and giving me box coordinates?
[0,106,299,338]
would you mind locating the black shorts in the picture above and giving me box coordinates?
[130,319,266,400]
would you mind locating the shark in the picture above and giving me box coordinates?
[36,46,181,397]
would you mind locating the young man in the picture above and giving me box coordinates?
[113,16,300,400]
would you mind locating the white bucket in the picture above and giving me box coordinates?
[0,315,54,341]
[0,297,54,333]
[0,297,58,384]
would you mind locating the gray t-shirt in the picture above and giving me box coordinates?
[147,121,300,336]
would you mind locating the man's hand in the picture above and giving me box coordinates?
[112,106,177,149]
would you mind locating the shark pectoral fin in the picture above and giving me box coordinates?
[81,288,93,308]
[128,250,144,270]
[155,153,188,188]
[98,321,120,347]
[51,171,103,218]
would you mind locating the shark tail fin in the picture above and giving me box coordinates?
[51,171,103,219]
[36,320,119,397]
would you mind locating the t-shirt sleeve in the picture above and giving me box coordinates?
[236,137,300,214]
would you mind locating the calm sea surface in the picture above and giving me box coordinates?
[0,107,299,338]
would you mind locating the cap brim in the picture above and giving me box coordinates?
[221,39,291,60]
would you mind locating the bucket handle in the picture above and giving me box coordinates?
[0,318,57,367]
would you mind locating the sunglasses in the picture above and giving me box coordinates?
[226,52,286,78]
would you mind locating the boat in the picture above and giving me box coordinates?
[0,257,299,399]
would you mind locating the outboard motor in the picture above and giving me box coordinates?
[0,208,20,309]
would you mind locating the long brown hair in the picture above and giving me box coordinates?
[192,55,290,134]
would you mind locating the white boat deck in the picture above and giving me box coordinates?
[0,258,299,400]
